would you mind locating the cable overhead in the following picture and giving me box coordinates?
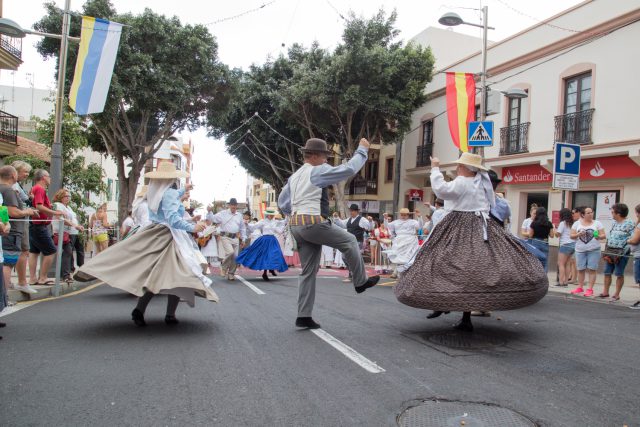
[203,1,277,26]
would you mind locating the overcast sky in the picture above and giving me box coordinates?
[1,0,582,204]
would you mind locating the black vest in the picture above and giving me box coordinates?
[347,215,365,242]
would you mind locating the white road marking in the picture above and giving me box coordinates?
[311,328,386,374]
[235,275,266,295]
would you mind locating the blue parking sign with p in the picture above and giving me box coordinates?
[553,142,581,190]
[554,143,581,175]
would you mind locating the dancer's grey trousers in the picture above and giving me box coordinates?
[291,221,368,316]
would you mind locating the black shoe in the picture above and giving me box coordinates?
[262,271,270,281]
[131,308,146,327]
[426,311,450,319]
[0,322,6,328]
[355,275,380,294]
[165,315,179,325]
[269,270,277,277]
[454,316,474,332]
[295,317,321,329]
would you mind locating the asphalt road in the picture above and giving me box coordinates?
[1,271,638,427]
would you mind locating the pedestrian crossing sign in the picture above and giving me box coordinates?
[468,121,494,147]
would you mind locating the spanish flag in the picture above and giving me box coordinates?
[69,17,123,115]
[445,72,476,153]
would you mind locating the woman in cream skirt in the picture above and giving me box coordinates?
[75,163,218,326]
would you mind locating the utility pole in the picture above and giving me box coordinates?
[49,0,72,196]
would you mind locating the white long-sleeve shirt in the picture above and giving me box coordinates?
[333,215,372,231]
[385,218,423,238]
[431,167,490,215]
[210,209,247,240]
[247,218,287,236]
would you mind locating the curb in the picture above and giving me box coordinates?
[7,280,100,304]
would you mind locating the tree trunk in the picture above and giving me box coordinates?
[115,156,141,225]
[333,182,348,217]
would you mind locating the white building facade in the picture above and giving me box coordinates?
[400,1,640,235]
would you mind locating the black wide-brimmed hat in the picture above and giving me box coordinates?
[300,138,333,155]
[349,203,360,211]
[228,198,238,205]
[488,170,502,184]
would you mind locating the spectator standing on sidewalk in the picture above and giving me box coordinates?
[0,166,39,293]
[601,203,635,302]
[89,204,110,254]
[627,204,640,309]
[0,191,11,337]
[521,204,538,240]
[528,207,554,272]
[555,208,576,287]
[120,211,135,239]
[52,189,84,282]
[28,169,64,287]
[570,207,606,297]
[11,161,34,291]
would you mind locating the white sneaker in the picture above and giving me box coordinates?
[15,284,38,295]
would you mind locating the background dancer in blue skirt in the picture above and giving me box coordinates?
[236,208,288,281]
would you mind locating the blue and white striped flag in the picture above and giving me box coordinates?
[69,16,123,115]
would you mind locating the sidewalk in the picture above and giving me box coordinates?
[545,272,640,306]
[6,279,99,304]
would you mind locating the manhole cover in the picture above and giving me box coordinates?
[425,331,506,350]
[398,400,536,427]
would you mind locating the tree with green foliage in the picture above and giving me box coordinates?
[5,111,106,223]
[34,0,235,222]
[210,10,434,213]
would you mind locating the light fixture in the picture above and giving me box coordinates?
[0,18,27,38]
[501,88,528,99]
[438,12,464,27]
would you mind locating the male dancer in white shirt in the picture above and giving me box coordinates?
[209,198,246,281]
[278,138,380,329]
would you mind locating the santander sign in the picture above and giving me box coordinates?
[501,164,552,184]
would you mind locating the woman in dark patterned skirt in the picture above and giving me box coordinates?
[394,153,548,332]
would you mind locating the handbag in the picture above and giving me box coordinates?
[53,232,70,245]
[602,245,625,264]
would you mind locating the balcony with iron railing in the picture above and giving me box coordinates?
[416,144,433,167]
[554,108,595,145]
[0,110,18,144]
[499,122,530,155]
[0,34,22,61]
[347,175,378,195]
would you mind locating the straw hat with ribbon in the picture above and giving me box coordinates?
[264,207,278,217]
[454,152,488,171]
[144,162,189,179]
[399,208,411,215]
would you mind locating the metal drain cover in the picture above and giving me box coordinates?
[426,331,506,350]
[398,400,536,427]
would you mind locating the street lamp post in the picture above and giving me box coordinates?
[439,7,493,154]
[49,0,72,195]
[0,2,78,196]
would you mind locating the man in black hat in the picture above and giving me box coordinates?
[333,203,373,282]
[209,198,246,280]
[278,138,380,329]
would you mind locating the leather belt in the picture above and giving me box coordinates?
[289,214,327,226]
[220,231,239,239]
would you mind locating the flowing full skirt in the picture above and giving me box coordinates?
[394,211,548,312]
[385,234,419,265]
[75,223,219,306]
[236,235,289,272]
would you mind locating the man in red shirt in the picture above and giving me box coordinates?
[28,170,63,286]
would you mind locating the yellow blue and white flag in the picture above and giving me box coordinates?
[69,16,123,115]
